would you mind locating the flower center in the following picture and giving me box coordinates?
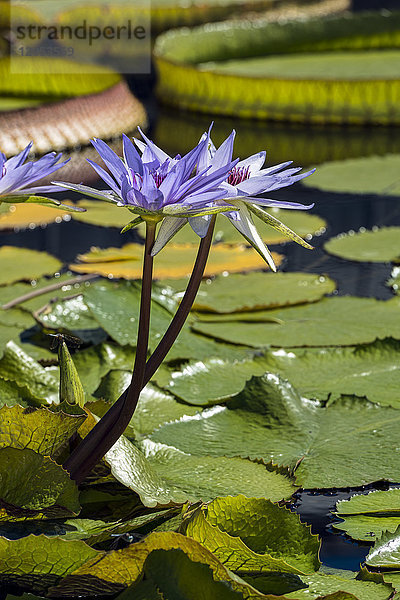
[152,171,167,188]
[1,165,6,179]
[227,166,250,186]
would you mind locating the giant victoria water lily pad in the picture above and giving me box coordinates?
[152,373,400,488]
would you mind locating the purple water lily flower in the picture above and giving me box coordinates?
[54,129,239,253]
[185,129,316,271]
[0,143,72,204]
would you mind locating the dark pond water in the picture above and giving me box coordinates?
[2,76,400,573]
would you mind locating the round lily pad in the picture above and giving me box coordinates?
[72,200,134,228]
[324,227,400,263]
[190,272,335,313]
[0,203,70,231]
[70,243,283,279]
[302,154,400,195]
[0,246,62,286]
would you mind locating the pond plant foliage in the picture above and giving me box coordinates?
[1,130,400,599]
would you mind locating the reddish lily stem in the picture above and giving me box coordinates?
[64,220,156,483]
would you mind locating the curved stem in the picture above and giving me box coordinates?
[64,221,156,483]
[63,217,216,484]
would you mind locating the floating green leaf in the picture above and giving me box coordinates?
[302,154,400,195]
[193,296,400,348]
[152,373,400,488]
[284,572,393,600]
[188,272,335,313]
[333,489,400,542]
[50,531,270,598]
[366,527,400,568]
[0,404,86,457]
[0,447,79,520]
[260,339,400,407]
[324,228,400,263]
[73,342,133,395]
[72,200,134,228]
[0,341,59,403]
[0,246,61,286]
[0,535,100,594]
[185,495,320,575]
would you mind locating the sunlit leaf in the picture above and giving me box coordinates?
[258,339,400,408]
[71,200,134,228]
[0,203,71,231]
[0,534,100,594]
[334,489,400,542]
[0,341,59,403]
[284,572,393,600]
[187,272,335,313]
[0,447,79,520]
[70,242,283,279]
[184,495,320,575]
[192,296,400,348]
[366,527,400,568]
[324,227,400,263]
[50,531,273,598]
[0,404,86,457]
[152,373,400,488]
[0,246,61,286]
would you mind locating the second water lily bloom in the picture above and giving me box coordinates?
[0,143,75,210]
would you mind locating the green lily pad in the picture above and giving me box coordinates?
[73,342,133,395]
[284,572,393,600]
[260,339,400,407]
[0,404,86,457]
[82,279,252,363]
[0,274,97,314]
[140,439,296,503]
[188,272,335,313]
[388,266,400,293]
[192,296,400,348]
[0,447,79,520]
[366,527,400,569]
[100,422,296,506]
[302,154,400,196]
[159,355,268,406]
[50,531,270,598]
[333,489,400,542]
[0,246,61,286]
[0,341,59,403]
[324,228,400,263]
[152,373,400,488]
[72,200,134,228]
[0,534,100,594]
[185,495,320,575]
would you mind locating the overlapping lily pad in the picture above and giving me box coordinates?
[152,373,400,488]
[71,200,134,228]
[70,243,282,279]
[193,296,400,348]
[0,247,61,286]
[366,527,400,569]
[333,489,400,542]
[259,339,400,407]
[324,227,400,263]
[188,272,335,313]
[184,495,320,575]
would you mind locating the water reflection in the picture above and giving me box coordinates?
[153,106,400,168]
